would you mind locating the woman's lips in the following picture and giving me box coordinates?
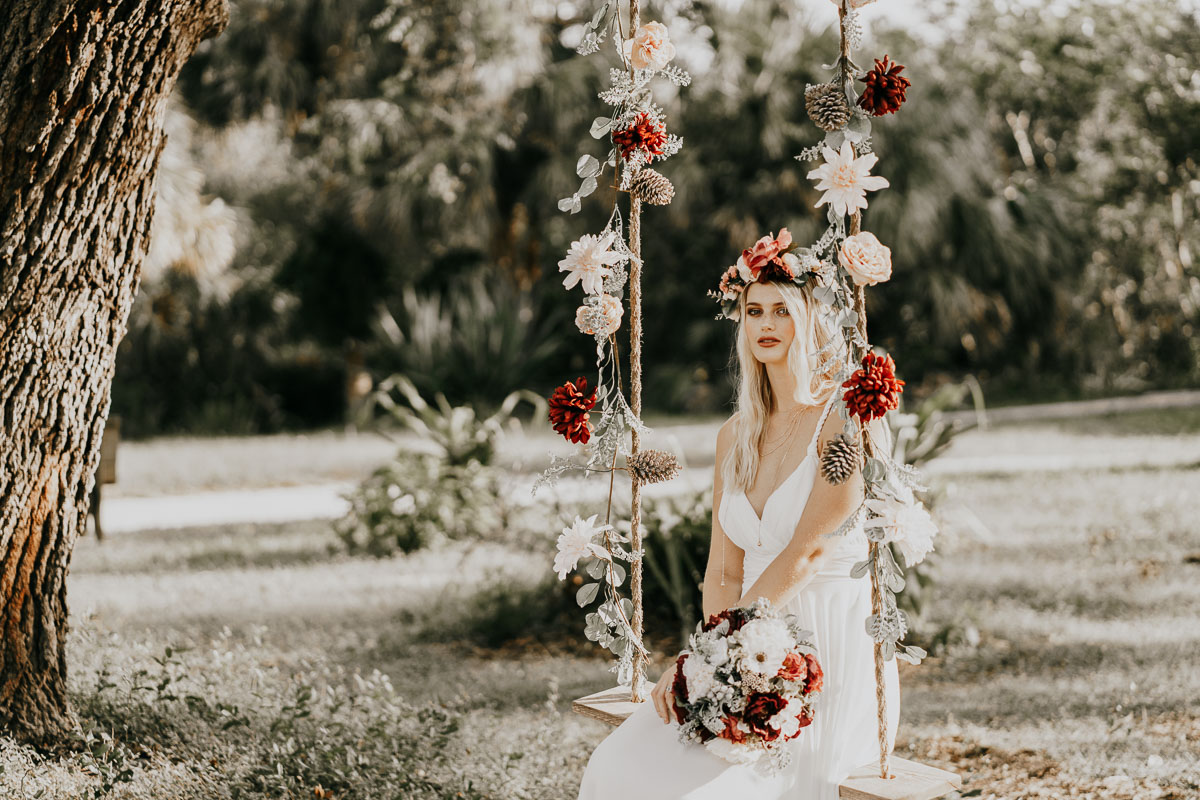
[757,337,780,346]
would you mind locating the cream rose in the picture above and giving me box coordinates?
[623,21,676,72]
[575,293,623,336]
[838,231,893,286]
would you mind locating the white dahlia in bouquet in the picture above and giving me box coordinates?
[669,599,823,772]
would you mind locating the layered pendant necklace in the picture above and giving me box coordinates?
[752,405,813,546]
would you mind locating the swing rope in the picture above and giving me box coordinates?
[850,207,892,781]
[626,0,648,704]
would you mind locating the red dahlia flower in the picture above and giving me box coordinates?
[743,692,787,741]
[611,112,668,161]
[804,653,824,694]
[702,607,748,633]
[671,653,690,725]
[548,376,597,444]
[841,352,905,423]
[857,55,911,117]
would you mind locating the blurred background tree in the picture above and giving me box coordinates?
[111,0,1199,436]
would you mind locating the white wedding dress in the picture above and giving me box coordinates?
[578,401,900,799]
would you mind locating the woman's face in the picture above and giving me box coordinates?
[743,282,795,365]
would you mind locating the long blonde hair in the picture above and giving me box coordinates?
[721,280,842,494]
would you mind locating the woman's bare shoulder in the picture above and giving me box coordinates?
[716,414,738,453]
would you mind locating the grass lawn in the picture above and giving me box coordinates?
[3,460,1199,797]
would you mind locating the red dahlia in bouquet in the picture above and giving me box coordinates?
[670,599,823,771]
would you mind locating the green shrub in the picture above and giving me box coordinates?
[335,453,506,556]
[336,375,543,556]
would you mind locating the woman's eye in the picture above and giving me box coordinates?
[777,308,789,315]
[748,308,760,316]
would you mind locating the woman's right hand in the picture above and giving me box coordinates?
[650,660,679,724]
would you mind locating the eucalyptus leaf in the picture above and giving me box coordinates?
[814,286,838,305]
[863,457,886,482]
[590,116,612,139]
[882,640,896,661]
[905,645,928,659]
[587,558,607,579]
[848,114,871,137]
[619,597,634,620]
[557,193,582,214]
[584,613,606,641]
[824,129,846,151]
[576,154,601,178]
[598,600,620,625]
[576,582,600,607]
[610,635,628,656]
[887,572,906,594]
[838,309,860,329]
[850,559,871,579]
[579,176,598,197]
[590,1,608,27]
[880,541,902,574]
[610,560,626,587]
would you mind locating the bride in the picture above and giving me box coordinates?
[577,250,900,798]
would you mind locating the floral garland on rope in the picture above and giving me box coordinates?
[797,0,931,672]
[533,4,690,696]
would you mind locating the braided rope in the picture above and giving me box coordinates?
[626,0,647,706]
[628,196,645,701]
[851,209,892,779]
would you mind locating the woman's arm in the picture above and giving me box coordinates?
[735,411,881,609]
[701,418,744,620]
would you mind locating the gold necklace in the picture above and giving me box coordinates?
[752,407,815,546]
[759,407,807,454]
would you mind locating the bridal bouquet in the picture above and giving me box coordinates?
[670,598,823,771]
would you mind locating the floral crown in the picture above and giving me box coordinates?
[707,228,829,321]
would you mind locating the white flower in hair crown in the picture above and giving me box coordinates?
[706,228,829,321]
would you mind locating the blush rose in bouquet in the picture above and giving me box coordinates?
[669,598,823,772]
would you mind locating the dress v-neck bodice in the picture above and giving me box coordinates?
[717,397,868,587]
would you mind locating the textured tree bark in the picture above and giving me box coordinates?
[0,0,228,745]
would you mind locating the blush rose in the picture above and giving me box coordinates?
[838,231,892,286]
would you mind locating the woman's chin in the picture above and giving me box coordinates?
[752,346,788,364]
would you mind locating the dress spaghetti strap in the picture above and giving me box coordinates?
[806,391,840,460]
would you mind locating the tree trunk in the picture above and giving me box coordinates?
[0,0,228,745]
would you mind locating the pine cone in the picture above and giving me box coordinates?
[629,168,675,206]
[819,432,861,485]
[805,83,851,132]
[626,449,681,485]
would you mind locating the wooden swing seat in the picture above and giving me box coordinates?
[573,686,962,800]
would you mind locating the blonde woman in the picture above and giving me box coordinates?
[578,232,900,799]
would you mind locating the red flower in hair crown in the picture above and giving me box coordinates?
[707,228,827,321]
